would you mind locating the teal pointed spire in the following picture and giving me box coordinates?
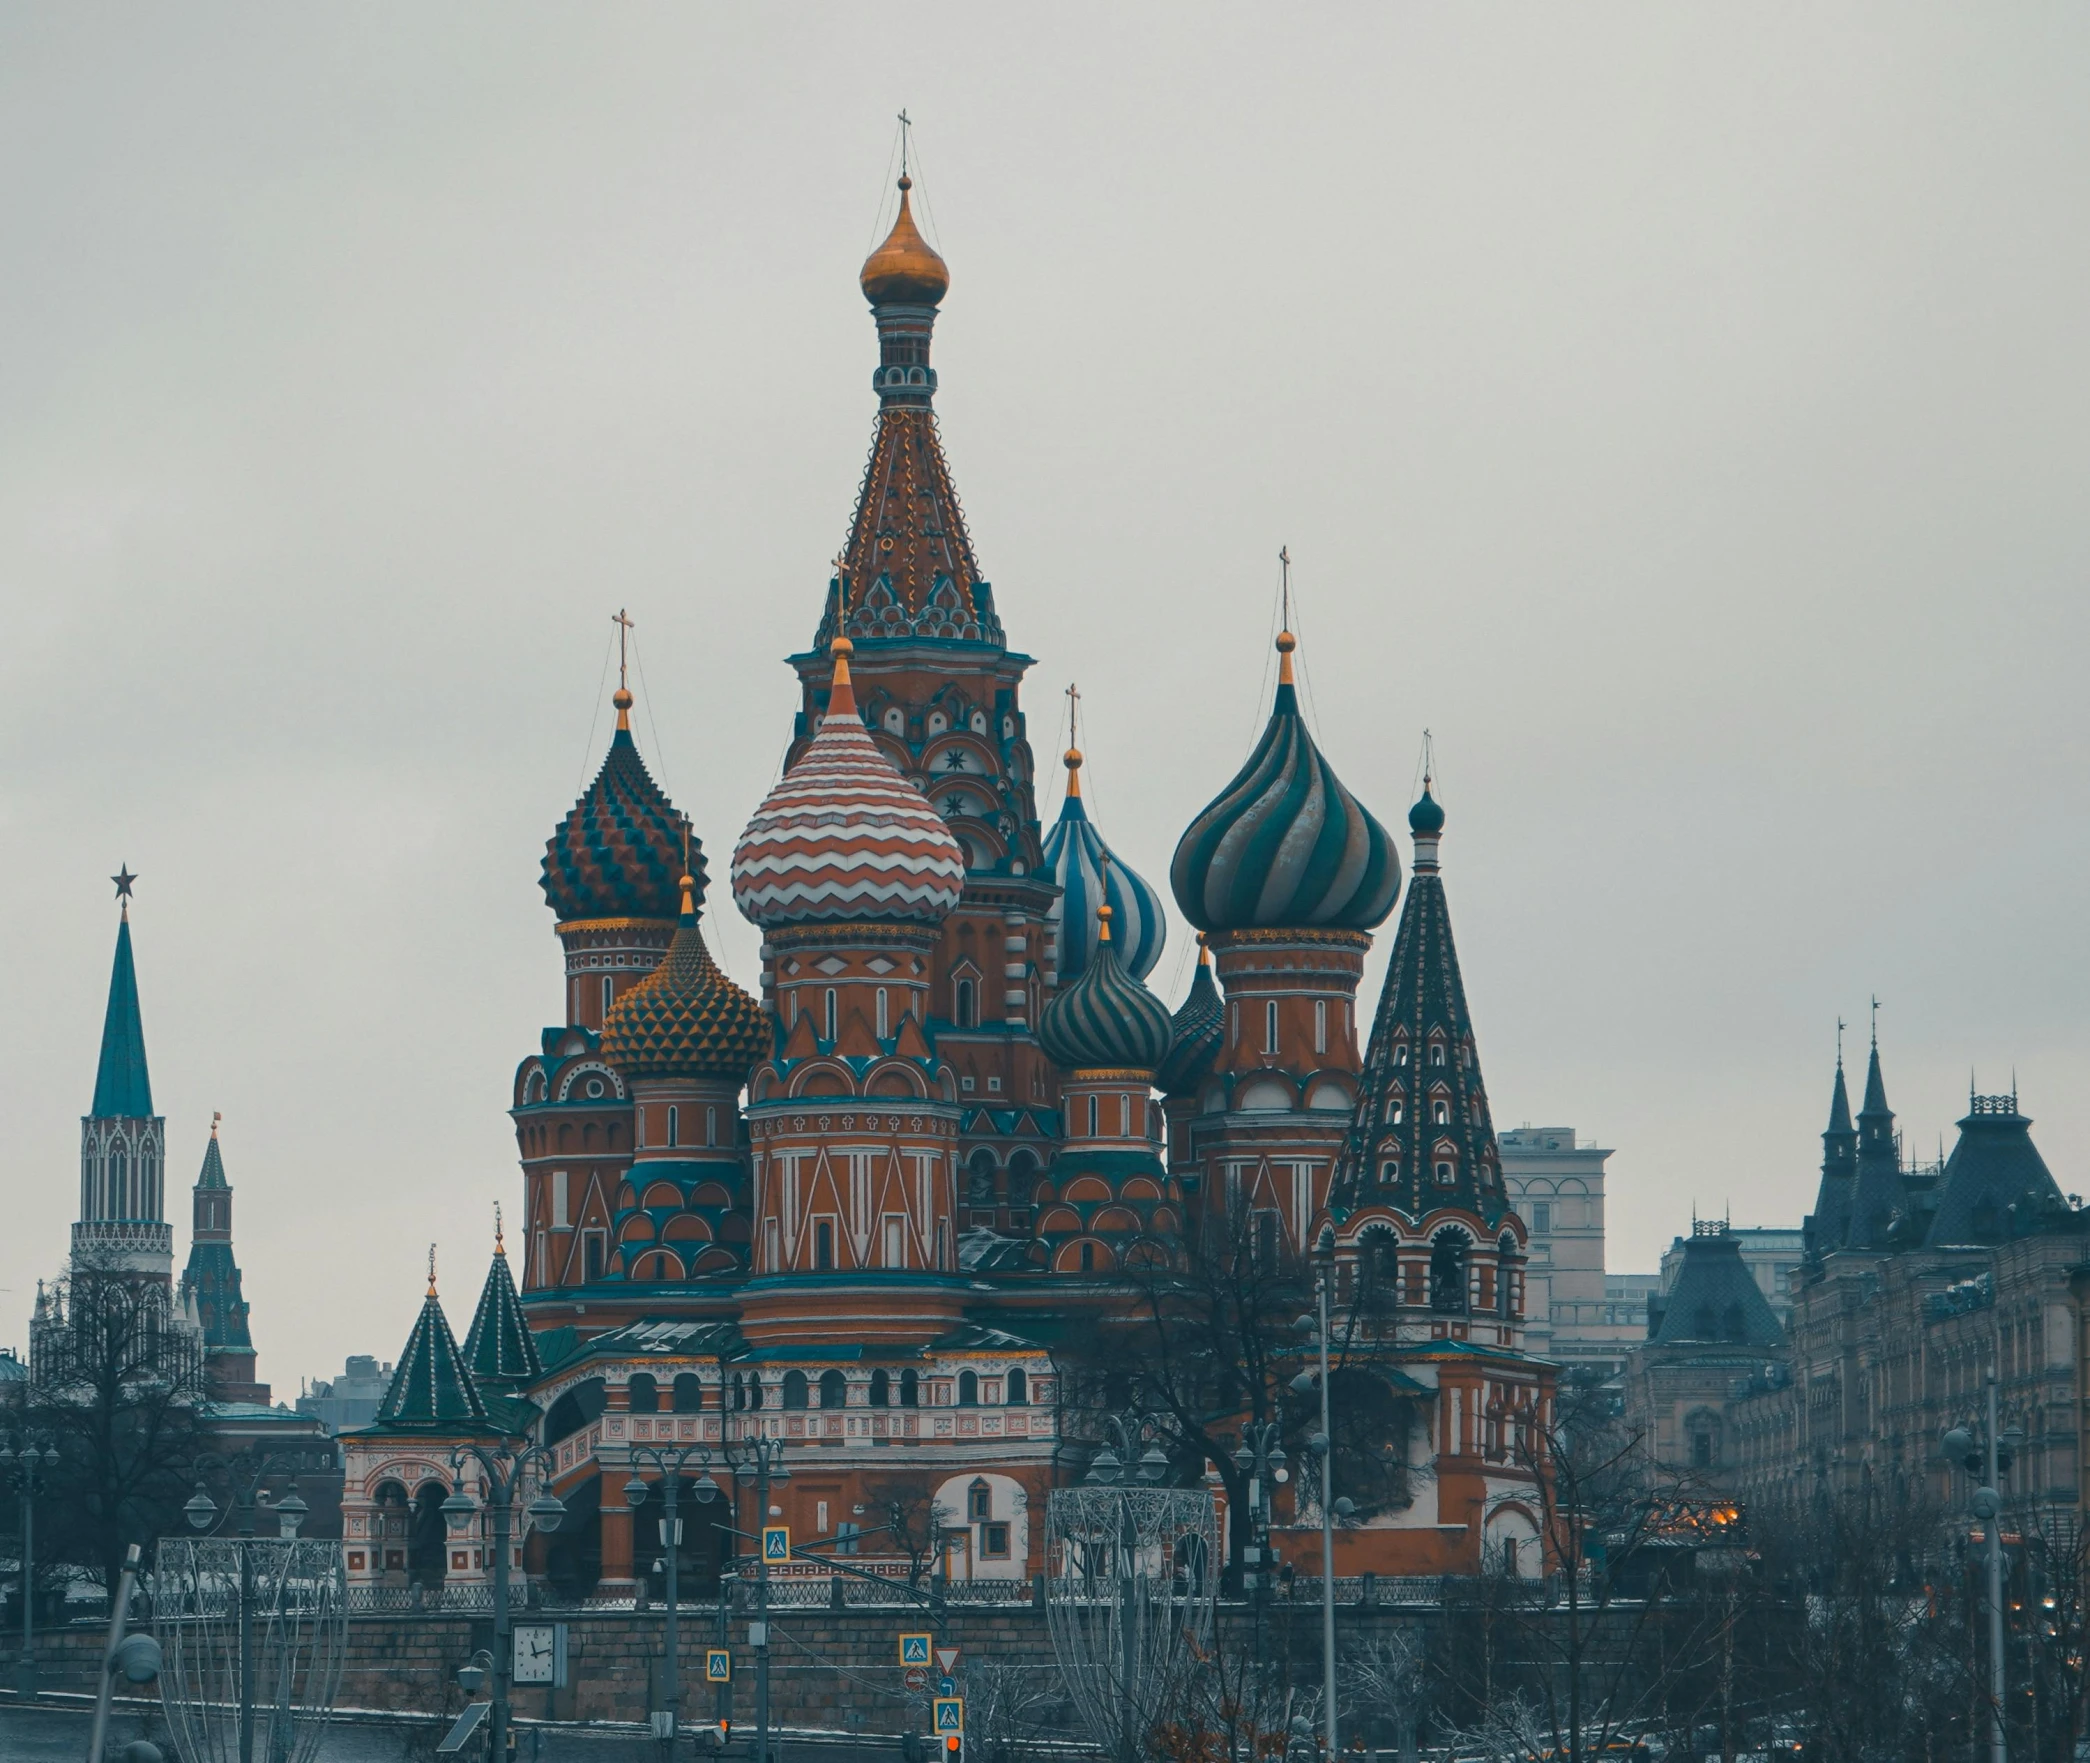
[463,1213,543,1389]
[92,903,152,1118]
[376,1251,490,1430]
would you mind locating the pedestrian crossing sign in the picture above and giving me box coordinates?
[935,1698,965,1735]
[705,1649,732,1683]
[899,1633,932,1665]
[763,1525,790,1562]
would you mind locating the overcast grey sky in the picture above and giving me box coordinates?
[3,7,2086,1393]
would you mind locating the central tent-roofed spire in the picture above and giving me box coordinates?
[814,166,1002,650]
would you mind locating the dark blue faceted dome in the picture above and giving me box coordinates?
[1039,910,1174,1073]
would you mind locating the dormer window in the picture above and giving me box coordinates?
[1430,1044,1446,1067]
[1435,1160,1455,1186]
[1432,1102,1449,1126]
[1394,1045,1410,1066]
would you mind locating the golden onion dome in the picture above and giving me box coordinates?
[601,874,769,1084]
[859,176,949,307]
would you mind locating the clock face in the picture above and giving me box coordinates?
[513,1625,555,1685]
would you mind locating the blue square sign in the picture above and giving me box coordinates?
[763,1526,790,1562]
[935,1698,964,1735]
[899,1633,932,1666]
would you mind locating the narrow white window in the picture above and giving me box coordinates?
[884,1215,905,1267]
[1119,1093,1131,1137]
[825,989,838,1041]
[1314,1000,1327,1055]
[1264,1000,1279,1054]
[764,1217,781,1270]
[601,975,615,1018]
[552,1170,570,1228]
[877,987,890,1038]
[636,1108,646,1149]
[706,1106,717,1147]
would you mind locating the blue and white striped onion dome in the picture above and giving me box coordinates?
[1170,630,1400,933]
[1040,747,1167,983]
[1038,906,1174,1073]
[1157,938,1225,1096]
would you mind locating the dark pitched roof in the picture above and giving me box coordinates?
[91,915,153,1118]
[195,1131,228,1190]
[1333,795,1505,1224]
[1844,1038,1903,1249]
[1804,1058,1858,1256]
[374,1291,491,1432]
[1923,1095,2067,1247]
[463,1244,543,1388]
[1651,1229,1783,1348]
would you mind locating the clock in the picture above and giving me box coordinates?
[513,1624,557,1686]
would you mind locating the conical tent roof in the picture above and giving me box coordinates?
[1924,1095,2066,1246]
[1652,1229,1783,1348]
[463,1241,544,1389]
[376,1286,489,1431]
[92,915,153,1118]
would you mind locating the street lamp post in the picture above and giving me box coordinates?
[181,1449,333,1763]
[0,1433,59,1700]
[1231,1422,1287,1661]
[1944,1369,2025,1763]
[1291,1259,1353,1760]
[439,1442,565,1763]
[624,1446,723,1756]
[1083,1411,1173,1763]
[723,1431,791,1763]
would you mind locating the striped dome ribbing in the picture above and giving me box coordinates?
[1039,929,1173,1074]
[1041,787,1167,983]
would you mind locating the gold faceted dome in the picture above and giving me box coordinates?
[601,879,769,1084]
[859,177,949,306]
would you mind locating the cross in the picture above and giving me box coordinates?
[898,110,911,178]
[1836,1016,1846,1065]
[211,1111,221,1138]
[1278,545,1292,630]
[612,608,634,693]
[494,1201,505,1254]
[833,551,851,623]
[426,1244,438,1298]
[1065,681,1081,745]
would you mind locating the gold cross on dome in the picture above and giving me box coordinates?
[833,552,851,621]
[612,608,634,692]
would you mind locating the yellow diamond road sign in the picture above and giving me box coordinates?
[899,1633,932,1666]
[763,1525,790,1562]
[706,1649,732,1683]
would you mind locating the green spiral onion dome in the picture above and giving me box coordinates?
[542,693,697,923]
[1170,632,1400,933]
[1156,937,1225,1096]
[600,876,768,1084]
[1039,905,1175,1073]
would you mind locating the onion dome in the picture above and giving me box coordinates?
[1171,631,1400,933]
[732,638,966,927]
[1039,904,1174,1073]
[1157,936,1225,1096]
[542,691,694,923]
[1040,744,1167,982]
[1408,785,1445,836]
[602,873,768,1082]
[859,176,949,307]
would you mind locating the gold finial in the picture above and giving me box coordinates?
[677,824,697,919]
[1063,683,1083,796]
[1276,547,1297,685]
[1196,931,1211,968]
[426,1244,438,1298]
[612,609,635,731]
[494,1202,505,1257]
[1096,851,1113,942]
[210,1111,221,1139]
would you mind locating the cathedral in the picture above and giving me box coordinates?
[336,172,1554,1597]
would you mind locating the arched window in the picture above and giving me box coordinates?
[1394,1044,1409,1066]
[1006,1368,1028,1405]
[956,979,976,1029]
[1264,1000,1279,1054]
[628,1373,659,1413]
[824,989,838,1041]
[748,1374,765,1411]
[109,1146,128,1218]
[1497,1235,1518,1318]
[967,1149,997,1205]
[667,1106,679,1148]
[815,1221,835,1271]
[782,1371,810,1410]
[968,1479,992,1522]
[877,987,890,1039]
[1086,1095,1099,1138]
[819,1370,847,1410]
[958,1370,979,1407]
[673,1374,703,1413]
[870,1369,891,1407]
[601,975,615,1018]
[899,1369,919,1408]
[1432,1101,1449,1125]
[1429,1232,1470,1315]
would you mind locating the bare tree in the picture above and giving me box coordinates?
[860,1471,949,1592]
[28,1249,207,1593]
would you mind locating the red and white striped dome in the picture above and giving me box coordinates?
[731,643,966,928]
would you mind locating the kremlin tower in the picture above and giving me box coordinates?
[76,870,171,1278]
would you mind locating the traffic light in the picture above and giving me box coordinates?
[945,1737,962,1756]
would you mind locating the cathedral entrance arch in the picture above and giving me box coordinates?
[408,1481,449,1589]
